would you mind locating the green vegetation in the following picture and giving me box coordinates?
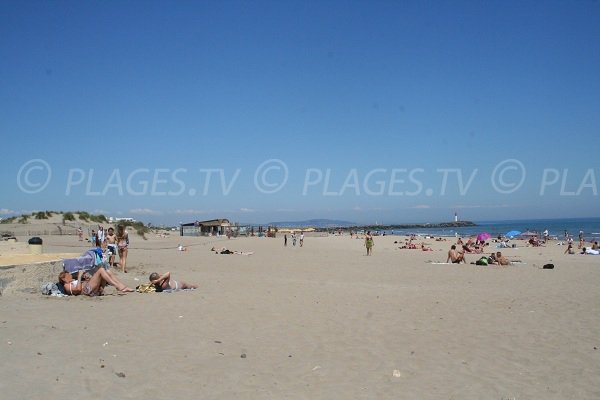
[77,211,90,222]
[91,214,108,223]
[34,211,48,220]
[129,221,149,240]
[75,211,107,223]
[1,212,149,240]
[63,212,76,224]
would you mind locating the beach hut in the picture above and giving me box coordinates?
[180,219,231,236]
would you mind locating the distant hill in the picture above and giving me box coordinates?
[267,219,356,228]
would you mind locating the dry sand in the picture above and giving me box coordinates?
[1,232,599,399]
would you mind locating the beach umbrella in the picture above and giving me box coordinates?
[477,232,491,242]
[505,230,521,238]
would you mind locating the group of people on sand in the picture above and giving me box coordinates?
[396,237,434,251]
[565,240,600,255]
[283,232,304,247]
[446,245,512,266]
[456,237,489,254]
[78,224,130,273]
[58,268,197,297]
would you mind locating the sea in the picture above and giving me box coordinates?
[378,217,600,241]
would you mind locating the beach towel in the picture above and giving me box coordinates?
[136,283,156,293]
[41,282,68,297]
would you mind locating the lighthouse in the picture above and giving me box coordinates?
[454,212,458,222]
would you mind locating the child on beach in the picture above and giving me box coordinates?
[105,227,117,267]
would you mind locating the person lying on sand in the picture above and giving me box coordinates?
[210,246,254,255]
[149,272,198,291]
[59,269,134,296]
[581,247,600,255]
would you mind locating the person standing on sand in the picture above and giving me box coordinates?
[284,234,287,247]
[116,224,129,273]
[300,232,304,247]
[77,227,83,241]
[97,226,106,247]
[365,231,374,256]
[105,227,117,267]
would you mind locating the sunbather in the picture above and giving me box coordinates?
[58,269,134,296]
[210,246,254,255]
[149,271,198,291]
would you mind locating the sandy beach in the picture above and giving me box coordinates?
[1,231,599,399]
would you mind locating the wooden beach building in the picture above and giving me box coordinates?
[180,219,231,236]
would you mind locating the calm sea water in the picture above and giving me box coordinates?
[381,217,600,241]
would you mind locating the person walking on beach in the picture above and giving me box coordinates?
[292,232,297,246]
[116,224,129,273]
[300,232,304,247]
[365,231,374,256]
[284,234,287,247]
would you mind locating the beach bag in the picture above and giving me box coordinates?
[542,264,555,269]
[41,282,67,297]
[475,257,489,266]
[41,282,58,295]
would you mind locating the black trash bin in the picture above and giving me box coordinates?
[28,237,43,254]
[28,237,43,245]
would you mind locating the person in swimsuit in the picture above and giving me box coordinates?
[116,224,129,273]
[494,251,511,265]
[149,272,198,291]
[105,227,118,267]
[58,269,134,296]
[365,231,374,256]
[446,245,465,264]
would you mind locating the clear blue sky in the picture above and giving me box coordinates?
[1,0,599,225]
